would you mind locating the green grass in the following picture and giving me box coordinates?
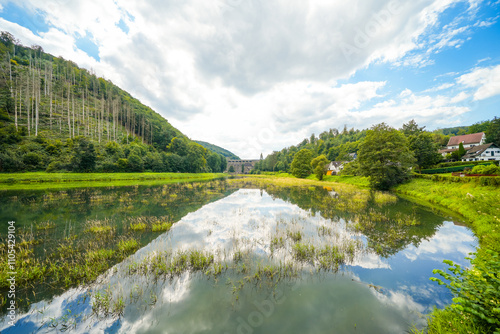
[410,308,482,334]
[0,172,227,190]
[311,174,370,187]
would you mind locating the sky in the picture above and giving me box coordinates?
[0,0,499,158]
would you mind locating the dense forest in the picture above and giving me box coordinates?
[0,32,227,173]
[254,118,500,174]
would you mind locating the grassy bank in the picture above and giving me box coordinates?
[0,172,226,190]
[395,178,500,254]
[394,178,500,333]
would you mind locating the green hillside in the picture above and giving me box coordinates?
[0,32,227,173]
[195,140,239,160]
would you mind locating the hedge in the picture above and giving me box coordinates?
[413,173,500,186]
[435,161,499,168]
[420,165,476,174]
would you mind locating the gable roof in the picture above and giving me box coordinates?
[328,161,345,170]
[462,143,496,159]
[447,132,485,146]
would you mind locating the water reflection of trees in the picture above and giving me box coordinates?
[234,182,446,258]
[0,180,234,314]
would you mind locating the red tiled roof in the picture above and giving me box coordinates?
[447,132,484,146]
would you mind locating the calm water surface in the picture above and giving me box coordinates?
[0,182,477,333]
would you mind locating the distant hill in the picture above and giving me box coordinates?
[433,120,494,137]
[433,126,470,136]
[0,31,227,173]
[195,141,240,160]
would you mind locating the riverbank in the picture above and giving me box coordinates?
[0,172,227,190]
[394,178,500,254]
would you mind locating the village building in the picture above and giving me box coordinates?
[438,132,486,157]
[461,143,500,162]
[326,161,345,175]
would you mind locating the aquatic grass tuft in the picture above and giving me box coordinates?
[151,222,172,232]
[317,225,334,237]
[270,236,285,252]
[118,239,139,254]
[287,230,302,242]
[35,221,56,230]
[129,222,147,231]
[85,249,115,263]
[86,219,114,234]
[88,226,113,234]
[92,287,112,317]
[292,242,316,262]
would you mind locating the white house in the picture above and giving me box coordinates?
[326,161,345,175]
[461,143,500,162]
[439,132,486,157]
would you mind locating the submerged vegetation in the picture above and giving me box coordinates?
[93,217,362,318]
[0,180,232,313]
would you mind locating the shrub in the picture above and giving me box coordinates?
[470,164,500,176]
[46,161,64,173]
[127,153,144,172]
[0,151,25,172]
[22,152,42,169]
[431,251,500,333]
[483,164,500,175]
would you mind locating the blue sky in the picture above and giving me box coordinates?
[0,0,499,157]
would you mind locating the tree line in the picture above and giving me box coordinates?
[257,118,500,190]
[254,118,500,176]
[0,32,227,173]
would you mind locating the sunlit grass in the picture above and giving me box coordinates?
[151,222,172,232]
[117,239,139,254]
[410,308,482,334]
[88,226,113,234]
[0,172,227,190]
[129,222,147,231]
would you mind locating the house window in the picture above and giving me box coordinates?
[492,151,495,157]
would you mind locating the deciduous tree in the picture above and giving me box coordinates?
[311,154,329,180]
[408,131,442,171]
[358,123,415,190]
[291,149,313,178]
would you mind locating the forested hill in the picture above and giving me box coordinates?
[195,141,240,160]
[0,32,227,173]
[254,126,368,172]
